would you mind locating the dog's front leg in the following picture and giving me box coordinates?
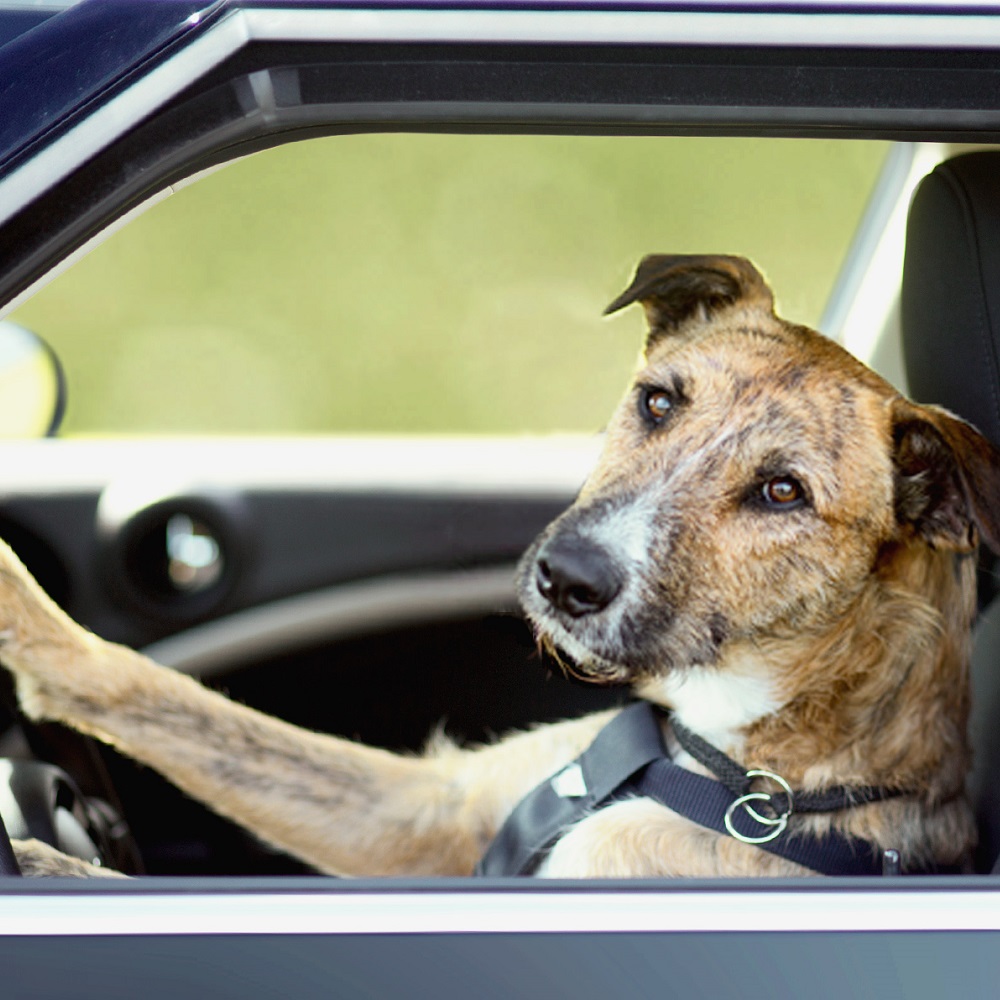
[0,540,604,876]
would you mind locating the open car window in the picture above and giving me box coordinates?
[10,134,888,436]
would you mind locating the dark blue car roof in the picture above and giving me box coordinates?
[0,0,217,175]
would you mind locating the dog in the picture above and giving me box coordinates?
[3,253,999,878]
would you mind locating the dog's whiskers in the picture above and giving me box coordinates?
[537,633,572,679]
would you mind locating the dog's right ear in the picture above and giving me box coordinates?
[891,398,1000,556]
[604,254,774,344]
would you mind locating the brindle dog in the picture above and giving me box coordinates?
[4,255,999,877]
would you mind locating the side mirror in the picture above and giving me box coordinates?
[0,321,66,438]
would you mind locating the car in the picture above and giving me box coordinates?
[2,0,1000,995]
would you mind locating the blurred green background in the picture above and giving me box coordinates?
[12,134,888,436]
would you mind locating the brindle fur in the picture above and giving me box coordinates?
[2,254,998,877]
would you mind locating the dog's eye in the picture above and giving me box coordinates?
[762,477,806,509]
[641,388,674,424]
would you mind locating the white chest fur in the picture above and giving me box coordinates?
[639,661,782,759]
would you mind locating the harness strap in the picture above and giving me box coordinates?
[476,702,665,877]
[626,758,882,875]
[476,702,893,878]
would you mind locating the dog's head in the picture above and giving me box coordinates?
[518,254,1000,688]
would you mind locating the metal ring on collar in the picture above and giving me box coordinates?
[742,768,794,825]
[724,770,795,845]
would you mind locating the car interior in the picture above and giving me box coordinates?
[0,138,998,883]
[0,128,893,878]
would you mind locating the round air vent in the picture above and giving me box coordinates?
[97,484,249,621]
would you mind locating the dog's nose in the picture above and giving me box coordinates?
[535,536,622,617]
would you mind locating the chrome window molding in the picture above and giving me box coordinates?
[246,7,1000,50]
[1,884,1000,936]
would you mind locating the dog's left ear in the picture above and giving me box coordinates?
[604,254,774,343]
[891,398,1000,555]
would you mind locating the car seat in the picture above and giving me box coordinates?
[901,149,1000,874]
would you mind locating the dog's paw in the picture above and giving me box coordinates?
[0,538,106,719]
[0,540,65,637]
[12,838,127,878]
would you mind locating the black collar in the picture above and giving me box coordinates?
[476,702,916,878]
[669,714,907,818]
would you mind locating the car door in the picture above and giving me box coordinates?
[2,2,1000,997]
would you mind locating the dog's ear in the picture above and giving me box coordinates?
[891,398,1000,555]
[604,254,774,342]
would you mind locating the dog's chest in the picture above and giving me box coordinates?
[514,668,784,878]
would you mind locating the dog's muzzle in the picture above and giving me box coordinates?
[533,533,623,618]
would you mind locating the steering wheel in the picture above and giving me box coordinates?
[0,668,143,876]
[0,755,142,876]
[0,808,20,875]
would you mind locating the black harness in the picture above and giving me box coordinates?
[477,702,917,878]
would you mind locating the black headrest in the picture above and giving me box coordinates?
[902,151,1000,447]
[903,152,1000,872]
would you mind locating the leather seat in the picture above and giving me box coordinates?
[901,150,1000,873]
